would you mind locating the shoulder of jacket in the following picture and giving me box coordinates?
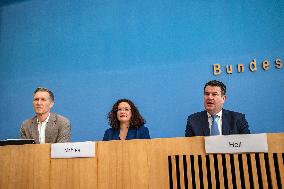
[188,111,206,119]
[223,109,244,117]
[138,125,148,131]
[51,113,70,123]
[21,116,36,126]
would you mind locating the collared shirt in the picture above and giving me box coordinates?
[207,110,223,135]
[37,113,50,144]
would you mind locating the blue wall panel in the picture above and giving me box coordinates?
[0,0,283,141]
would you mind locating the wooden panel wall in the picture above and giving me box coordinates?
[50,156,97,189]
[49,142,98,189]
[97,139,150,189]
[0,144,50,189]
[0,133,283,189]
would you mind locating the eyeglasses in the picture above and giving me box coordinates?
[117,108,131,112]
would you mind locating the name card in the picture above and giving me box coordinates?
[51,141,95,158]
[205,133,268,154]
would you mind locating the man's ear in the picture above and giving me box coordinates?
[222,95,227,102]
[50,101,54,108]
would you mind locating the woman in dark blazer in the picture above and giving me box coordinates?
[103,99,150,141]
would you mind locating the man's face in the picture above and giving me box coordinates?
[204,85,226,115]
[33,91,54,116]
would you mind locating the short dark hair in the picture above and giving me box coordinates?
[33,87,54,101]
[107,99,145,129]
[204,80,226,95]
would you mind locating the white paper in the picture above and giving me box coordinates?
[51,141,96,158]
[205,133,268,154]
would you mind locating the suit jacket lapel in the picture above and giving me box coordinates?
[45,113,56,143]
[30,116,40,144]
[222,109,230,135]
[201,111,210,136]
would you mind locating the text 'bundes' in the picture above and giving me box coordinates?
[213,59,282,75]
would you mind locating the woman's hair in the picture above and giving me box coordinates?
[108,99,146,129]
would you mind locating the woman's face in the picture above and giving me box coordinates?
[117,102,132,124]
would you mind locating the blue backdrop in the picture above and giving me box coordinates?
[0,0,283,141]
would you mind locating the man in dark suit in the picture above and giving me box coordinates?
[20,87,71,143]
[185,80,250,137]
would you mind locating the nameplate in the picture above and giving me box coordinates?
[205,133,268,154]
[51,141,95,158]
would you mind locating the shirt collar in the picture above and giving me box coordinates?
[37,113,50,124]
[207,110,222,118]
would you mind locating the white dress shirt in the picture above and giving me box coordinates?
[37,113,50,144]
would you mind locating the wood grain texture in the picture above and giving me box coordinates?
[0,133,283,189]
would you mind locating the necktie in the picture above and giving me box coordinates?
[211,115,220,136]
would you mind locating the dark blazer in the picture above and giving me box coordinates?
[185,109,250,137]
[20,113,71,144]
[103,125,150,141]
